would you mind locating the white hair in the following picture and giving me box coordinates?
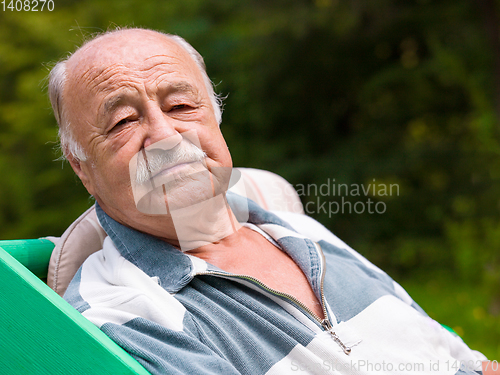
[48,28,224,162]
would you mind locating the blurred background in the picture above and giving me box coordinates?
[0,0,498,359]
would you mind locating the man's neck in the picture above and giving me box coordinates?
[168,192,242,251]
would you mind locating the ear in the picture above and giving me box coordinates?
[66,153,96,197]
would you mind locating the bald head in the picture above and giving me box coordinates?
[48,28,223,161]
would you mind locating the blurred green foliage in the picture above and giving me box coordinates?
[0,0,498,358]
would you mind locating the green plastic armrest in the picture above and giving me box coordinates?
[0,238,54,279]
[0,244,150,375]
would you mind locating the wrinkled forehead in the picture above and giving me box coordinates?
[65,30,201,92]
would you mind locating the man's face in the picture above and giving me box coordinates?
[64,30,232,237]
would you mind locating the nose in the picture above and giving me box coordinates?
[143,104,182,150]
[145,133,183,153]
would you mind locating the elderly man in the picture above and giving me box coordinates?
[48,28,486,374]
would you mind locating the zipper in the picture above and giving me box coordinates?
[314,241,352,355]
[320,318,352,355]
[196,242,352,355]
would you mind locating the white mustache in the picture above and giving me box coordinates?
[135,141,206,185]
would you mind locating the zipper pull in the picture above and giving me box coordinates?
[321,319,352,355]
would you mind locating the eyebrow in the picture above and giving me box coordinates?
[166,81,202,98]
[103,94,128,115]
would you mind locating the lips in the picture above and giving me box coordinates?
[134,160,214,215]
[149,160,204,182]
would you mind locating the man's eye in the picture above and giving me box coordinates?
[171,104,188,111]
[111,118,134,131]
[115,119,129,126]
[115,117,137,127]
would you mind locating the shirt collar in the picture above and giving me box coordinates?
[96,193,321,294]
